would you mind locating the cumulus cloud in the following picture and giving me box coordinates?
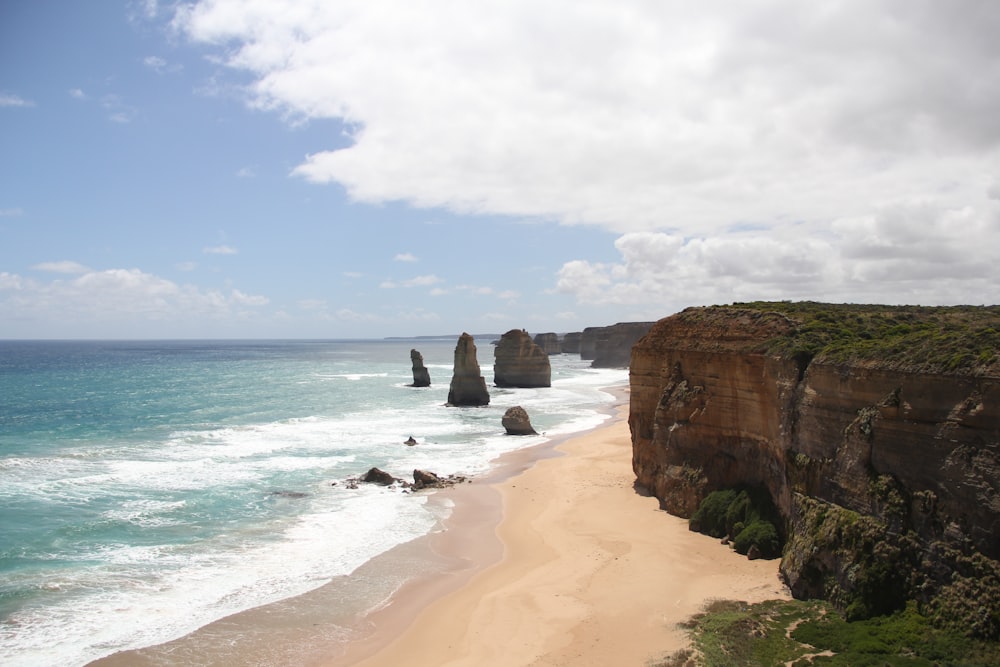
[175,0,1000,237]
[0,268,270,334]
[557,202,1000,313]
[394,252,418,262]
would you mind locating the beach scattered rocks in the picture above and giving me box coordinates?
[404,435,418,446]
[360,467,399,486]
[502,405,538,435]
[338,467,469,492]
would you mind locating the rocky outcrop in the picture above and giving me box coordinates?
[561,332,582,354]
[493,329,551,388]
[360,467,399,486]
[581,322,654,367]
[409,349,431,387]
[630,303,1000,636]
[447,333,490,406]
[533,332,562,355]
[502,406,538,435]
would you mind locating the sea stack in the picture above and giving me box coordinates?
[447,333,490,406]
[409,349,431,387]
[532,332,562,355]
[494,329,551,388]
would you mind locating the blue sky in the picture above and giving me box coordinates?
[2,1,999,339]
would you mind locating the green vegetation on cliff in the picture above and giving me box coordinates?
[690,487,783,559]
[725,301,1000,375]
[658,599,1000,667]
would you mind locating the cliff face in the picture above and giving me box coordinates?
[494,329,551,388]
[630,305,1000,634]
[533,332,562,355]
[581,322,654,367]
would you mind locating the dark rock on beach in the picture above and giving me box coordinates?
[502,405,538,435]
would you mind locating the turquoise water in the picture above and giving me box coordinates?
[0,339,625,666]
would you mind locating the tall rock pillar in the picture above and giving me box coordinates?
[447,333,490,406]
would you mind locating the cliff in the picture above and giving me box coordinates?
[533,332,562,355]
[630,303,1000,636]
[447,333,490,406]
[581,322,654,367]
[494,329,551,388]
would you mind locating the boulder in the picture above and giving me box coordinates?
[532,332,562,355]
[404,435,418,446]
[502,405,538,435]
[447,333,490,406]
[409,349,431,387]
[360,467,398,486]
[493,329,551,388]
[412,469,442,489]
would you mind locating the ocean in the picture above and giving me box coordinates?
[0,338,626,666]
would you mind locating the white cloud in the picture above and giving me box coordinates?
[32,261,91,274]
[143,55,180,74]
[0,268,270,334]
[69,88,87,100]
[394,252,418,262]
[381,274,443,289]
[175,261,197,271]
[176,0,1000,238]
[557,202,1000,313]
[236,166,255,178]
[0,93,33,107]
[203,245,239,255]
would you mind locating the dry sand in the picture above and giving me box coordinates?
[332,402,790,667]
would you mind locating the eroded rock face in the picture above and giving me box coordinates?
[493,329,551,388]
[533,332,562,355]
[502,405,538,435]
[410,349,431,387]
[630,305,1000,634]
[561,332,582,354]
[447,333,490,406]
[581,322,654,367]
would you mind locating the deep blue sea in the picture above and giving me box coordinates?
[0,338,626,666]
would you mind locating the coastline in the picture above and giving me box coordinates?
[90,386,790,666]
[332,390,790,666]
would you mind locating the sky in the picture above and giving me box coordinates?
[2,0,999,339]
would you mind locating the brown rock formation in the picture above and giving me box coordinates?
[409,349,431,387]
[580,322,654,367]
[447,333,490,406]
[630,304,1000,634]
[561,332,582,354]
[533,332,562,355]
[502,406,538,435]
[493,329,551,388]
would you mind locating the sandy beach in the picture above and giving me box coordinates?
[91,392,789,667]
[332,398,790,667]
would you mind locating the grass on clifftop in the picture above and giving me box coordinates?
[717,302,1000,375]
[654,599,1000,667]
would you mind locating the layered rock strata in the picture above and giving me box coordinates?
[561,332,582,354]
[409,348,431,387]
[630,304,1000,636]
[493,329,551,388]
[533,332,562,355]
[447,333,490,406]
[581,322,655,367]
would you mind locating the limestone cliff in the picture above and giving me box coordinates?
[581,322,654,367]
[494,329,551,388]
[630,303,1000,636]
[533,332,562,355]
[447,333,490,406]
[561,332,582,354]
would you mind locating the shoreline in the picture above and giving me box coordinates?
[332,391,790,666]
[91,386,790,666]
